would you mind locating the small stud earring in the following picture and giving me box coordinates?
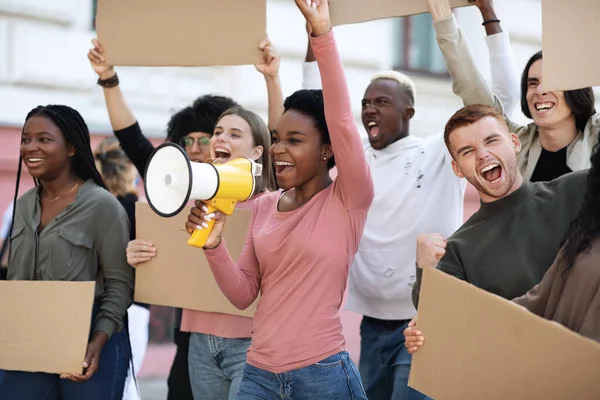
[323,157,327,161]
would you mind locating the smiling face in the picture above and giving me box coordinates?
[271,110,332,190]
[449,116,523,203]
[526,59,573,130]
[361,78,414,150]
[210,114,263,164]
[20,115,74,181]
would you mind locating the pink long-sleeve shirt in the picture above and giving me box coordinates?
[203,29,374,373]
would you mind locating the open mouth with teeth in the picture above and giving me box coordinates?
[274,160,295,174]
[534,102,555,113]
[213,147,231,162]
[25,157,44,165]
[480,163,502,184]
[366,121,380,139]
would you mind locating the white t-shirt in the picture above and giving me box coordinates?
[347,134,465,319]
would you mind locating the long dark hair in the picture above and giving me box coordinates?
[11,105,106,239]
[559,138,600,268]
[520,51,596,132]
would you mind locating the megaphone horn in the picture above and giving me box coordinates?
[144,142,262,248]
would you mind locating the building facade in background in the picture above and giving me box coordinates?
[0,0,581,348]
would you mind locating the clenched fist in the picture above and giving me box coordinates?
[416,233,447,269]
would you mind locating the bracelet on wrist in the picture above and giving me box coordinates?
[482,19,500,26]
[97,73,119,88]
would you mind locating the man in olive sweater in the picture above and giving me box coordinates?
[410,104,588,311]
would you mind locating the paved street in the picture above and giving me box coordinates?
[139,378,168,400]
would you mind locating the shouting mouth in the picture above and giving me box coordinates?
[480,163,502,184]
[274,160,295,175]
[366,121,380,140]
[213,147,231,162]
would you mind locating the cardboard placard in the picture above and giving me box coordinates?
[0,281,95,374]
[134,202,258,317]
[409,268,600,399]
[329,0,471,26]
[95,0,266,67]
[542,0,600,91]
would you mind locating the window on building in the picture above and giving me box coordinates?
[393,13,449,77]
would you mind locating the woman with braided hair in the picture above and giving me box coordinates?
[0,105,134,400]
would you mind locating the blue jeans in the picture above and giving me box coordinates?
[188,333,250,400]
[0,327,130,400]
[359,316,429,400]
[237,351,367,399]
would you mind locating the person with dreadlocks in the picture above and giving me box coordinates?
[93,136,147,400]
[0,105,134,399]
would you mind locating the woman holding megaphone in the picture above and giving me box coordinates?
[186,1,374,398]
[128,105,276,399]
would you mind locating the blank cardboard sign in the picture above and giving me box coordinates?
[134,202,258,317]
[329,0,471,26]
[0,281,95,374]
[96,0,266,67]
[542,0,600,91]
[409,268,600,400]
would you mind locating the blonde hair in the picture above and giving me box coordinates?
[371,70,416,106]
[93,136,138,197]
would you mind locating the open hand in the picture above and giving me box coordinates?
[404,317,425,354]
[294,0,332,37]
[60,332,108,382]
[87,38,115,80]
[126,239,156,267]
[254,37,280,79]
[185,201,226,250]
[416,233,447,269]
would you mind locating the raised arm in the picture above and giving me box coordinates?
[88,39,155,176]
[298,0,373,210]
[475,0,520,116]
[255,37,285,131]
[187,201,261,310]
[426,0,524,133]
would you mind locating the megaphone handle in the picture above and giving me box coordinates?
[187,204,218,248]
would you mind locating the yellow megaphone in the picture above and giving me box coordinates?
[144,142,262,248]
